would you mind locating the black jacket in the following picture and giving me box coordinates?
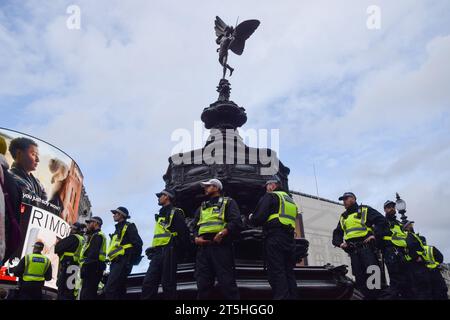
[54,233,82,263]
[155,204,189,249]
[13,254,53,285]
[110,220,143,260]
[9,163,47,201]
[250,190,295,235]
[192,195,243,242]
[332,202,388,247]
[9,163,63,216]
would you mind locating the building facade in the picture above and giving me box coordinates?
[77,185,92,224]
[291,191,352,271]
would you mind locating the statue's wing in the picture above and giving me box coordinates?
[230,19,260,55]
[214,16,229,37]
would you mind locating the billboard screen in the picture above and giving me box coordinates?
[0,128,84,289]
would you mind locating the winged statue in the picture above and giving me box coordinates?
[214,16,260,79]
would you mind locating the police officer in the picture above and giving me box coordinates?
[141,189,189,300]
[12,241,52,300]
[79,216,107,300]
[193,178,242,300]
[404,222,447,300]
[403,221,432,299]
[421,242,448,300]
[105,206,143,300]
[54,222,85,300]
[380,200,411,299]
[249,179,298,300]
[332,192,387,299]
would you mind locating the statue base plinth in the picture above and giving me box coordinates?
[201,100,247,129]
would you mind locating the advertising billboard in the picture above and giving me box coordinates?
[0,128,84,289]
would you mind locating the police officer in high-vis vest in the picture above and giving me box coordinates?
[380,200,412,299]
[193,179,243,300]
[104,206,143,300]
[54,222,85,300]
[141,189,189,300]
[402,221,432,299]
[332,192,387,299]
[12,241,52,300]
[404,221,446,300]
[249,179,299,300]
[421,242,448,300]
[79,216,107,300]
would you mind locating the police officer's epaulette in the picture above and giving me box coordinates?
[219,196,231,209]
[201,196,228,209]
[357,204,369,218]
[175,207,185,217]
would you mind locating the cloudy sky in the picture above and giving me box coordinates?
[1,0,449,266]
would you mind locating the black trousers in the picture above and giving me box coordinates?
[56,260,77,300]
[141,245,178,300]
[264,232,298,300]
[80,266,103,300]
[381,247,411,299]
[348,244,380,299]
[406,261,432,300]
[195,242,240,300]
[429,268,448,300]
[105,256,133,300]
[18,282,44,300]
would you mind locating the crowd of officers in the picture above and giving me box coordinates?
[10,178,298,300]
[10,181,448,300]
[333,192,448,300]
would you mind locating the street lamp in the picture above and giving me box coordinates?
[395,192,408,224]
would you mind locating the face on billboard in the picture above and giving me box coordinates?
[0,128,87,289]
[15,144,40,172]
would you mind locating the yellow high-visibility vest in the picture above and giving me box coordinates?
[23,253,50,282]
[107,223,134,261]
[383,223,408,248]
[266,191,298,229]
[340,206,373,241]
[151,208,182,247]
[197,197,228,235]
[423,245,439,269]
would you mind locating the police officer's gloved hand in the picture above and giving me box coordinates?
[145,247,155,260]
[195,236,212,246]
[363,235,376,244]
